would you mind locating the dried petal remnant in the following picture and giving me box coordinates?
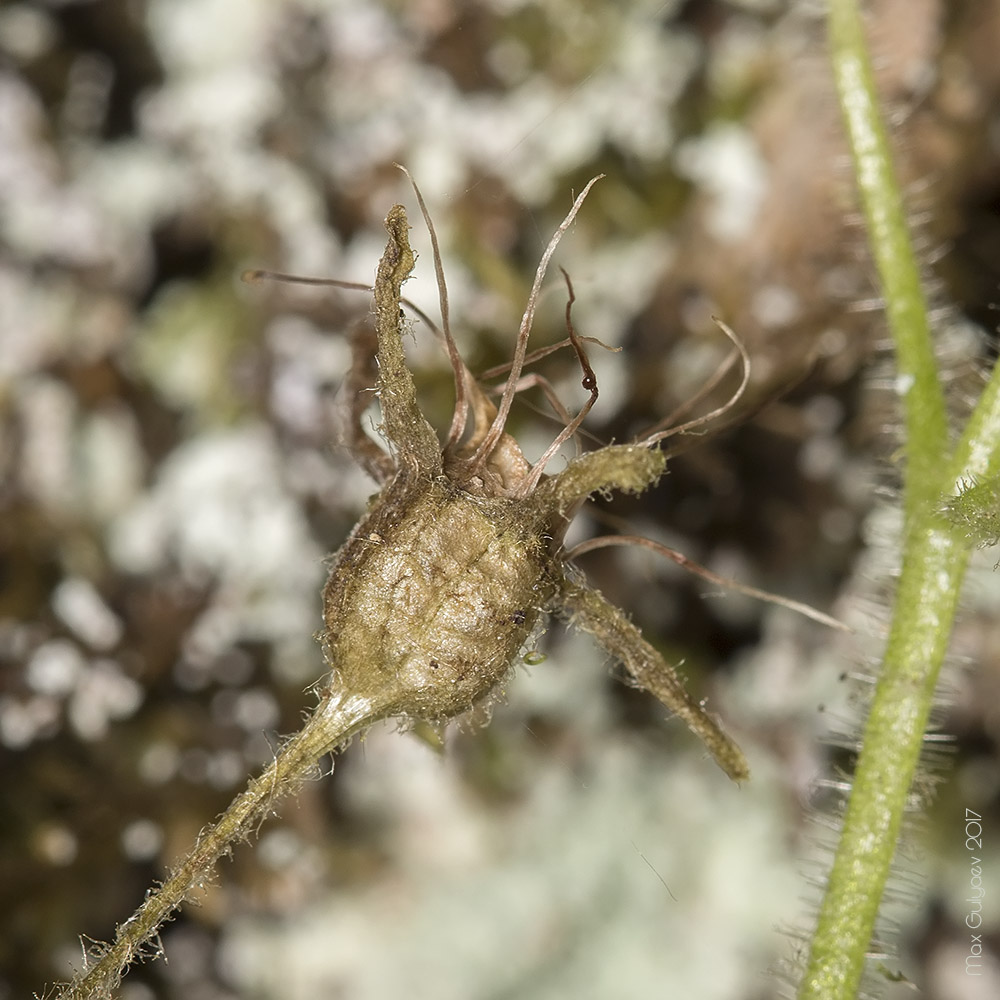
[558,580,749,782]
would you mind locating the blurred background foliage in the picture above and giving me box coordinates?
[1,1,1000,998]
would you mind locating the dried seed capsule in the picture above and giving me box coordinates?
[321,474,557,721]
[316,192,747,783]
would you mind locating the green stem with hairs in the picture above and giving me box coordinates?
[827,0,947,524]
[798,2,1000,998]
[55,693,382,1000]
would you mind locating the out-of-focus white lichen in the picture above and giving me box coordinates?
[221,684,797,1000]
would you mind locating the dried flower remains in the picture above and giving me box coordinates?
[56,171,844,1000]
[275,168,844,783]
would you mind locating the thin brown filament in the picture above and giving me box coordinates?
[566,534,849,631]
[394,164,471,449]
[517,267,599,497]
[244,269,428,328]
[477,334,619,382]
[640,319,751,445]
[639,349,739,441]
[469,175,604,473]
[242,269,372,295]
[242,269,457,358]
[559,266,597,392]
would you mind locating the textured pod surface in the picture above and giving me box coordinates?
[321,473,556,720]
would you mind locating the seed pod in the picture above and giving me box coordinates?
[322,475,556,721]
[313,186,750,782]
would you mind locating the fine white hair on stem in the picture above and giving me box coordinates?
[470,175,605,472]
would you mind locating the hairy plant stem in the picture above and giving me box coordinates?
[55,691,382,1000]
[827,0,947,525]
[798,2,1000,998]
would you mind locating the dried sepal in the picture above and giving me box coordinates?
[342,317,395,483]
[372,204,441,473]
[555,578,750,782]
[538,443,667,513]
